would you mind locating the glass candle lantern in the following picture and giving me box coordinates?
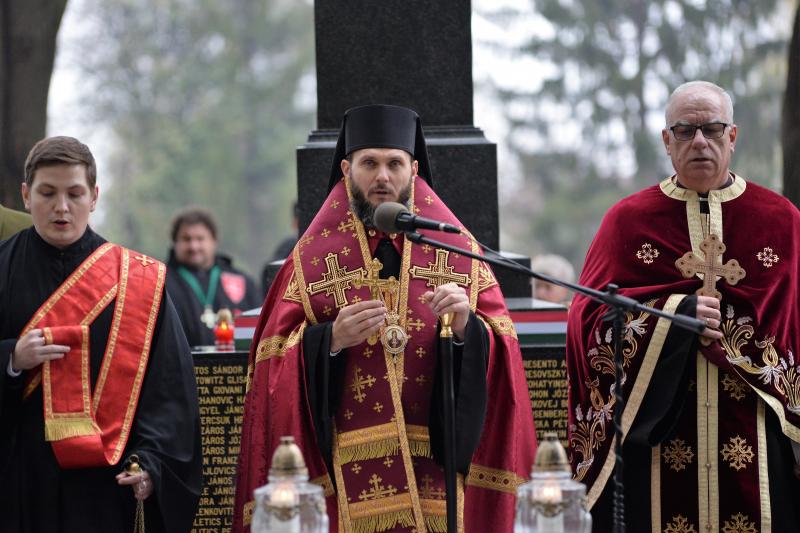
[251,436,328,533]
[515,432,592,533]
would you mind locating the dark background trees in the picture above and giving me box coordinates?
[783,4,800,208]
[0,0,68,209]
[477,0,792,268]
[7,0,799,275]
[64,0,315,275]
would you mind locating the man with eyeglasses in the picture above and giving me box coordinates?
[567,81,800,531]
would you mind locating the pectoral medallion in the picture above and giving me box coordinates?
[201,305,217,329]
[354,258,407,355]
[382,315,408,355]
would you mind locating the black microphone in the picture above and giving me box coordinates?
[373,202,462,234]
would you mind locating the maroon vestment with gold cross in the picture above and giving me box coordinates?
[234,176,536,533]
[567,175,800,531]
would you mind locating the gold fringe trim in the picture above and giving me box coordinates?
[338,422,398,447]
[338,438,400,464]
[44,417,99,442]
[351,509,415,533]
[409,438,432,458]
[425,514,448,532]
[407,424,431,457]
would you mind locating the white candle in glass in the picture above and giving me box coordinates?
[269,484,300,533]
[535,482,564,533]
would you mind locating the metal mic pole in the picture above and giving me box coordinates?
[439,311,458,533]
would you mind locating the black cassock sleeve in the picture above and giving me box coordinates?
[627,295,698,446]
[127,295,203,533]
[594,295,699,531]
[302,322,347,477]
[429,311,489,474]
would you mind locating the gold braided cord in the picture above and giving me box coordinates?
[134,500,145,533]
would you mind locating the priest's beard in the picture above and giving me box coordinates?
[349,179,412,229]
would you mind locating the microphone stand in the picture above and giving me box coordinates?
[405,231,705,533]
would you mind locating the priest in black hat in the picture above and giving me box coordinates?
[234,104,536,532]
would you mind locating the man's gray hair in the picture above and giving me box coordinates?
[665,81,734,125]
[531,254,575,283]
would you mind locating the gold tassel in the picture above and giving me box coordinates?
[338,439,400,464]
[44,418,99,441]
[409,439,432,459]
[424,513,448,532]
[133,500,145,533]
[351,509,415,533]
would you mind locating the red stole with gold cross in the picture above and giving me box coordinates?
[293,176,481,532]
[234,175,537,533]
[20,243,165,468]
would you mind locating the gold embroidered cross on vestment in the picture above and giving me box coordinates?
[350,366,376,403]
[418,474,446,500]
[307,252,366,308]
[409,249,470,288]
[134,254,154,267]
[358,474,398,501]
[675,234,746,300]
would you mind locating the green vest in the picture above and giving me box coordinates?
[0,203,32,240]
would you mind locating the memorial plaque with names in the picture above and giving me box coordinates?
[509,299,569,448]
[521,347,569,447]
[192,351,248,533]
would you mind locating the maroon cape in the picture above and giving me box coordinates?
[234,176,536,532]
[567,175,800,531]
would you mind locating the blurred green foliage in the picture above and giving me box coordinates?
[479,0,791,270]
[70,0,314,276]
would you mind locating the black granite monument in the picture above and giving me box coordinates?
[297,0,498,250]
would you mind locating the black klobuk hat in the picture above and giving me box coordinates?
[327,104,433,192]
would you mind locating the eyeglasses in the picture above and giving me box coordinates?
[669,122,730,141]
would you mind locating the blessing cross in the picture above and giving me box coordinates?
[675,234,746,300]
[353,258,400,308]
[353,258,401,346]
[410,249,470,288]
[307,252,366,308]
